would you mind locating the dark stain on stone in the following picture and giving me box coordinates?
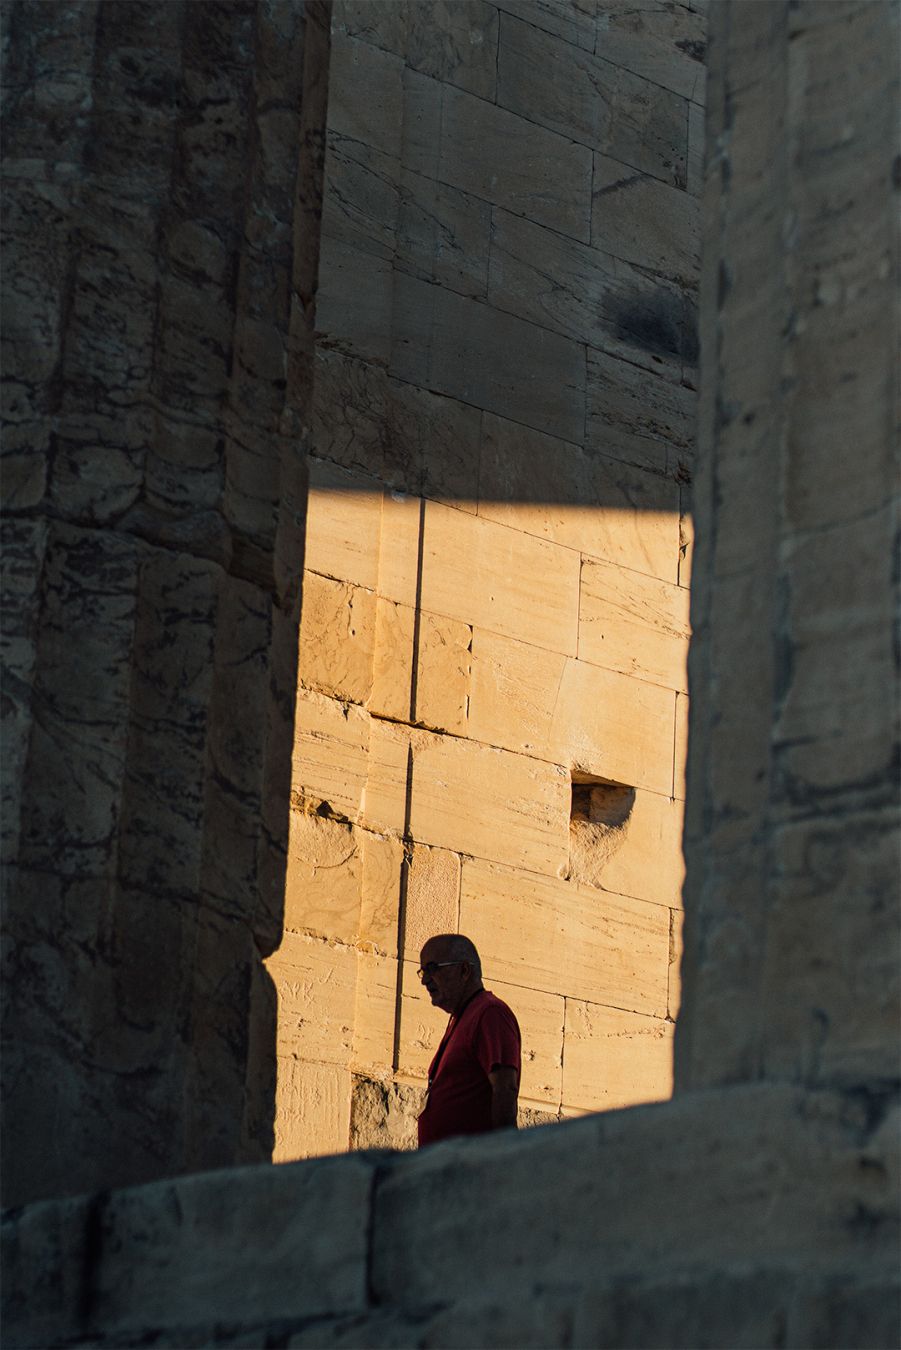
[607,286,693,363]
[676,37,706,62]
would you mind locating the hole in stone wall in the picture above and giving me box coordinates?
[567,774,636,888]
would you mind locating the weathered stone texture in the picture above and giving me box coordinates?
[272,0,705,1160]
[0,0,330,1205]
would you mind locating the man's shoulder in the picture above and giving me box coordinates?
[472,989,520,1032]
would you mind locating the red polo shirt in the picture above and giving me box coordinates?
[417,989,521,1147]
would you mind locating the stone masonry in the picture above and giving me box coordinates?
[1,0,331,1205]
[2,2,899,1348]
[266,0,706,1158]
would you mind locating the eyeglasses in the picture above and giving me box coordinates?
[416,960,463,981]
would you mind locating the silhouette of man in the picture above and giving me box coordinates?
[417,933,521,1147]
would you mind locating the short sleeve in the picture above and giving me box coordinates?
[473,1003,521,1079]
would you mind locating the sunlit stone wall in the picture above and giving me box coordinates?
[268,0,708,1156]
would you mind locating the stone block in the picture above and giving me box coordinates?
[350,1075,423,1152]
[415,611,472,735]
[403,844,461,956]
[494,0,598,53]
[674,692,689,800]
[596,0,708,101]
[358,831,405,956]
[283,810,362,943]
[760,810,901,1087]
[490,978,564,1107]
[409,729,571,877]
[397,958,448,1079]
[498,11,688,188]
[586,347,696,476]
[487,207,694,388]
[598,788,684,910]
[460,858,670,1016]
[268,931,358,1065]
[352,950,399,1074]
[298,571,376,705]
[304,458,382,592]
[469,629,676,796]
[315,235,394,364]
[687,97,705,196]
[368,598,414,723]
[592,152,699,285]
[397,168,490,298]
[292,690,370,821]
[327,34,404,158]
[579,555,690,691]
[479,413,680,579]
[563,1000,674,1111]
[361,717,411,835]
[0,517,47,865]
[419,500,582,656]
[405,1,500,100]
[678,486,694,585]
[433,79,593,241]
[392,273,587,444]
[388,377,482,505]
[668,907,684,1021]
[376,489,422,608]
[321,133,400,263]
[273,1059,352,1161]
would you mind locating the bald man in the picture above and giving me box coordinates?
[416,934,521,1147]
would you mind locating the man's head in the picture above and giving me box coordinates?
[418,934,483,1015]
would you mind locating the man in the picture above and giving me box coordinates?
[417,933,521,1147]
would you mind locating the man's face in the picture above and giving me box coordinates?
[419,942,469,1013]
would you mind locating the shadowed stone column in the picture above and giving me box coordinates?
[1,0,331,1205]
[677,0,899,1092]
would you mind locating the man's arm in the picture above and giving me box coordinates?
[488,1065,519,1129]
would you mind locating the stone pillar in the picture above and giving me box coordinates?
[1,0,330,1205]
[677,0,899,1091]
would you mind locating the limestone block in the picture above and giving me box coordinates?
[586,347,696,476]
[361,717,410,835]
[592,152,700,286]
[283,810,362,943]
[489,978,564,1107]
[273,1059,352,1162]
[595,0,707,102]
[321,133,400,263]
[268,931,357,1066]
[358,831,404,956]
[669,907,684,1021]
[674,692,689,801]
[494,0,598,53]
[552,658,677,796]
[292,690,370,820]
[376,489,422,608]
[315,235,394,364]
[409,729,571,877]
[678,486,694,586]
[479,413,680,580]
[397,168,490,298]
[760,810,901,1087]
[419,500,582,655]
[397,958,448,1079]
[327,34,404,159]
[415,611,471,735]
[368,597,414,723]
[337,0,410,52]
[304,458,382,591]
[405,1,500,100]
[350,1075,423,1152]
[298,570,376,705]
[468,628,567,760]
[388,376,482,505]
[391,273,586,445]
[460,858,670,1016]
[687,97,705,196]
[498,11,689,188]
[311,349,390,485]
[0,1189,93,1350]
[0,517,46,864]
[487,207,694,389]
[431,79,593,241]
[563,1000,674,1112]
[469,629,676,797]
[579,556,690,691]
[598,788,684,910]
[403,844,461,956]
[353,950,400,1075]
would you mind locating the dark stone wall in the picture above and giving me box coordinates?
[1,0,330,1205]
